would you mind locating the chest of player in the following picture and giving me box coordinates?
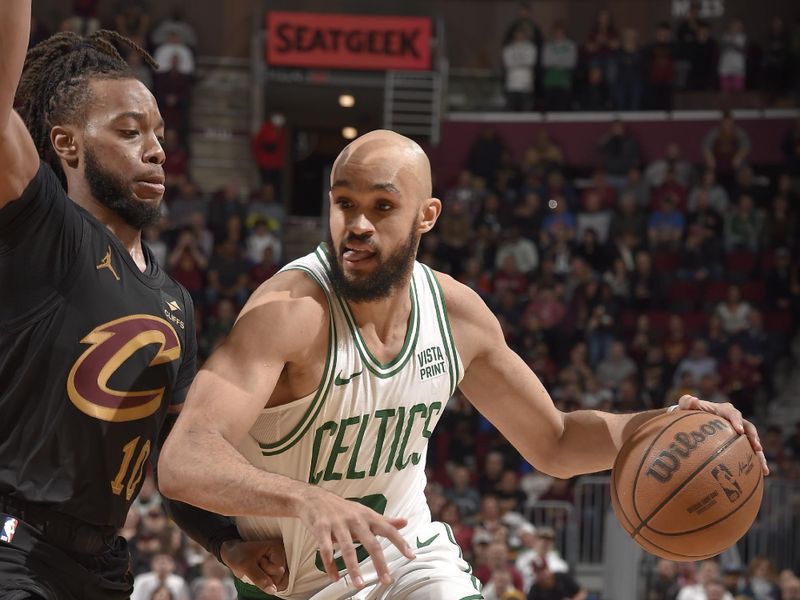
[54,231,189,426]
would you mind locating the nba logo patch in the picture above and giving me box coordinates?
[1,517,18,543]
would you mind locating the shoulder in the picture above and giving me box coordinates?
[230,268,330,357]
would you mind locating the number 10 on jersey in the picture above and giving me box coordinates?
[111,436,151,501]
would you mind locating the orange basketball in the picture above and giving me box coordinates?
[611,410,763,561]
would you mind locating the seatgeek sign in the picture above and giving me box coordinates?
[266,12,432,71]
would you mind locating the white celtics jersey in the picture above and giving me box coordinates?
[236,244,463,600]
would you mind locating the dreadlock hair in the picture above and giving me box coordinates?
[15,30,157,190]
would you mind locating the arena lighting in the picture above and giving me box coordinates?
[548,198,558,209]
[342,126,358,139]
[339,94,355,108]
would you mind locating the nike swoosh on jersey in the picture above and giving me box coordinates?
[416,533,440,548]
[334,370,363,386]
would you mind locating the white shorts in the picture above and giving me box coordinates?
[308,521,483,600]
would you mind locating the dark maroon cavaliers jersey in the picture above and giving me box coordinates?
[0,162,196,528]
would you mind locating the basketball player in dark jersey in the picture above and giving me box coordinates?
[0,2,285,598]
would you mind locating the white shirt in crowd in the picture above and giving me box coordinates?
[131,573,191,600]
[503,41,537,92]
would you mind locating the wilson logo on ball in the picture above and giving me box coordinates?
[645,419,731,483]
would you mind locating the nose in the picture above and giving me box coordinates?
[347,212,374,236]
[144,133,166,166]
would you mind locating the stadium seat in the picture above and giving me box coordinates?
[668,280,701,312]
[764,310,794,332]
[725,251,758,282]
[646,311,671,335]
[653,251,678,273]
[702,281,730,306]
[740,280,766,304]
[683,312,709,335]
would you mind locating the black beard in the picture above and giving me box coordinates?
[327,228,419,303]
[84,148,161,230]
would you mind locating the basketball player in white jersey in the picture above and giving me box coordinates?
[158,130,767,600]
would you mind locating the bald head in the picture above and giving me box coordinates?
[332,130,432,201]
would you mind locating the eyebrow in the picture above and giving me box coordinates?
[331,179,400,194]
[114,111,165,130]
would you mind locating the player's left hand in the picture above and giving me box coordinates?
[676,395,769,476]
[221,538,289,594]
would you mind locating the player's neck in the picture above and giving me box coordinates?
[70,190,148,272]
[347,281,413,345]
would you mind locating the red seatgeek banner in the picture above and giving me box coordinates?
[266,12,432,71]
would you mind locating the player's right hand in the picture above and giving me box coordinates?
[297,487,416,589]
[221,539,289,594]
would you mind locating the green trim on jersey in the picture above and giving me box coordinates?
[425,265,462,383]
[233,577,281,600]
[315,245,421,379]
[422,265,459,398]
[257,265,338,456]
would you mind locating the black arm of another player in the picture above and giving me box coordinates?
[0,0,40,209]
[155,409,288,595]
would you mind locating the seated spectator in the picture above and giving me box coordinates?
[646,143,694,189]
[597,121,640,184]
[199,298,237,357]
[731,164,769,208]
[718,18,747,93]
[459,257,493,300]
[189,556,238,600]
[697,373,730,404]
[154,55,193,141]
[247,182,286,234]
[761,427,787,473]
[445,464,481,518]
[673,340,717,387]
[604,257,630,301]
[679,223,723,281]
[503,26,537,111]
[580,64,612,110]
[648,194,685,249]
[614,28,645,111]
[446,170,484,218]
[688,169,730,213]
[765,247,798,310]
[205,240,249,307]
[543,170,578,210]
[512,192,545,239]
[686,20,719,91]
[703,113,751,191]
[644,22,675,111]
[542,21,578,111]
[245,218,281,265]
[188,211,214,258]
[596,341,637,390]
[704,314,730,361]
[718,343,761,415]
[703,579,733,600]
[663,315,690,369]
[780,574,800,600]
[786,421,800,459]
[248,246,281,291]
[715,285,752,336]
[532,129,566,170]
[524,286,567,334]
[677,561,734,600]
[475,541,523,589]
[609,191,646,244]
[762,194,796,249]
[131,553,190,600]
[162,128,188,180]
[115,1,150,48]
[194,578,227,600]
[575,227,610,272]
[496,226,539,275]
[542,196,576,243]
[484,569,526,600]
[526,556,586,600]
[652,167,689,213]
[143,225,167,267]
[622,166,650,208]
[739,557,781,600]
[440,501,475,557]
[630,251,664,310]
[468,126,507,186]
[167,229,207,302]
[61,0,101,36]
[687,186,725,238]
[479,453,507,496]
[154,30,195,75]
[646,559,681,600]
[151,8,198,49]
[493,255,529,297]
[724,194,763,251]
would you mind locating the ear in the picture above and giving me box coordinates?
[418,197,442,234]
[50,125,80,168]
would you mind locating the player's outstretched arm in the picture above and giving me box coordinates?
[439,273,768,478]
[158,270,414,588]
[0,0,40,208]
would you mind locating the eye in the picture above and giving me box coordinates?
[120,129,139,138]
[376,201,393,211]
[335,197,353,209]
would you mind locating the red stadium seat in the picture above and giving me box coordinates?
[741,280,766,304]
[764,310,794,332]
[668,280,701,312]
[683,312,709,334]
[703,281,730,306]
[653,251,678,273]
[647,310,671,335]
[725,251,758,276]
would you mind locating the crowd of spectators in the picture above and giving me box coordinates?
[500,2,800,112]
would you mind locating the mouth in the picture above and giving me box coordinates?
[342,241,377,267]
[134,176,166,197]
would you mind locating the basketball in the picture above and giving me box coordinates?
[611,410,764,561]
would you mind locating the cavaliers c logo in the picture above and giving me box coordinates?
[67,315,181,422]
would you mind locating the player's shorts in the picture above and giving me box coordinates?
[237,521,483,600]
[0,513,132,600]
